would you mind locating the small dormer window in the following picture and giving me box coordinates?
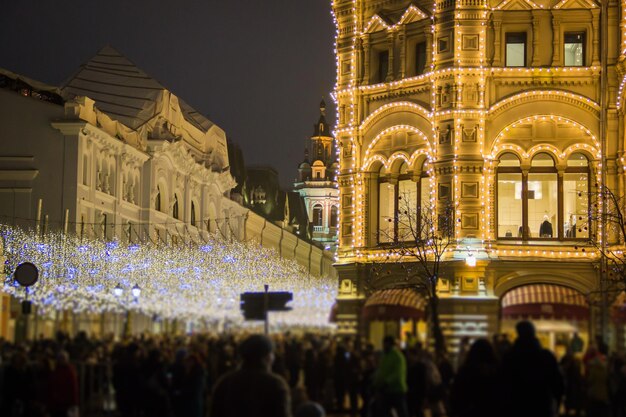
[319,123,324,134]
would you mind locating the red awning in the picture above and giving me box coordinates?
[362,289,426,321]
[501,284,589,321]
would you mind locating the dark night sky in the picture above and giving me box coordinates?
[0,0,336,187]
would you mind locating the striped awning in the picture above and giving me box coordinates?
[501,284,589,321]
[362,289,426,321]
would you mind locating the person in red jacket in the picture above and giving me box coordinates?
[46,350,79,417]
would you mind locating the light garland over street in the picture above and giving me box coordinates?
[1,226,336,328]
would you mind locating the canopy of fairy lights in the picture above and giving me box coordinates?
[0,226,336,328]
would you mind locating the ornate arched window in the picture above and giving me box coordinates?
[496,153,522,239]
[497,152,589,240]
[312,204,324,227]
[378,160,428,244]
[173,194,180,219]
[155,186,162,212]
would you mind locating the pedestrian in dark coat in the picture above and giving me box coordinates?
[45,351,79,417]
[501,321,564,417]
[450,339,500,417]
[210,334,292,417]
[560,351,583,416]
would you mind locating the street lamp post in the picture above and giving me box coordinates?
[113,283,141,339]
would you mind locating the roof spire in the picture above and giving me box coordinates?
[320,98,326,116]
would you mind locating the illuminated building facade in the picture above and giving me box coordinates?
[294,100,340,250]
[332,0,623,351]
[0,48,336,340]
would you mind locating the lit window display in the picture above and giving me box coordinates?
[377,161,429,244]
[564,32,585,67]
[497,152,590,240]
[564,153,590,239]
[378,166,395,243]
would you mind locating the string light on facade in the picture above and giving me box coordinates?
[1,226,336,328]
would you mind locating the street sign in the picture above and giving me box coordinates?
[14,262,39,287]
[240,291,293,320]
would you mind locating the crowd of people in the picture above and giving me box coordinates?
[0,321,625,417]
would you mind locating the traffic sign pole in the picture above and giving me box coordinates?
[264,284,269,335]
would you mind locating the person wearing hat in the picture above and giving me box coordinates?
[210,334,292,417]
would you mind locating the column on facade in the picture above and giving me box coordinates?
[591,9,601,66]
[355,37,363,85]
[399,26,407,79]
[551,15,561,66]
[387,31,396,82]
[491,18,502,67]
[425,28,433,70]
[362,35,371,84]
[531,11,541,67]
[363,171,379,247]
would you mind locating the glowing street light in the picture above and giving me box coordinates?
[113,283,123,297]
[131,284,141,299]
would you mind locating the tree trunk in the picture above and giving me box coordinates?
[429,295,447,359]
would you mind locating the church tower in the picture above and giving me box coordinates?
[294,100,339,251]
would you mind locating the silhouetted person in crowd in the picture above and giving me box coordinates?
[334,343,349,410]
[141,348,173,417]
[0,350,33,417]
[560,350,584,416]
[113,342,143,417]
[585,344,610,417]
[450,339,500,417]
[406,345,427,417]
[295,401,326,417]
[609,353,626,417]
[304,346,321,401]
[345,340,362,416]
[359,343,377,417]
[177,354,206,417]
[210,334,292,417]
[45,351,79,417]
[372,336,408,417]
[501,321,563,417]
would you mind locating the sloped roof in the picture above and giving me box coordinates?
[286,191,309,227]
[61,46,213,132]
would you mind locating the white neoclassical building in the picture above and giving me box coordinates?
[0,48,335,340]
